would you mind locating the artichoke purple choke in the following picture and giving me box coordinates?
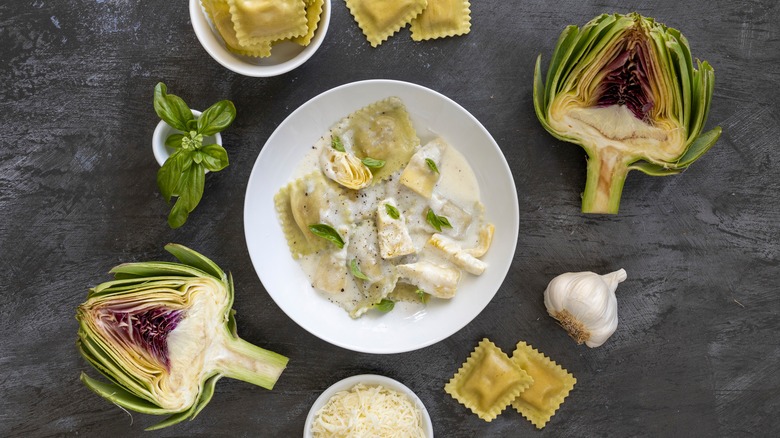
[76,244,288,430]
[534,13,721,213]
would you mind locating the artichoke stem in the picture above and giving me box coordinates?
[217,334,289,390]
[582,147,631,214]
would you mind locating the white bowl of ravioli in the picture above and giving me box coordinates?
[244,80,518,354]
[189,0,331,77]
[303,374,433,438]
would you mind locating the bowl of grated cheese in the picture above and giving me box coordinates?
[304,374,433,437]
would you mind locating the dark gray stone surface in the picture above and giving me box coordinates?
[1,0,778,436]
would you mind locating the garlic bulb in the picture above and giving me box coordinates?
[543,269,627,348]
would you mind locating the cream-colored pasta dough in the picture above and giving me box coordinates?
[274,97,494,318]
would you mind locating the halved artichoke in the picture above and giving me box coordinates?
[534,13,721,213]
[76,244,288,430]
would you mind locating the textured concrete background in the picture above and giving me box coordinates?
[1,0,778,436]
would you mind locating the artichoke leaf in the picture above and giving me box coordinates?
[80,373,173,415]
[165,243,225,280]
[110,261,212,280]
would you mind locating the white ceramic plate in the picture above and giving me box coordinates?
[244,80,518,354]
[302,374,434,438]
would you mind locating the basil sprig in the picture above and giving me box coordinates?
[426,208,452,232]
[154,82,235,229]
[308,224,344,248]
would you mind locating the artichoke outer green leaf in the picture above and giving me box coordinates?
[534,13,721,214]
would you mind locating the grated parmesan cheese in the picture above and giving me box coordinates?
[311,383,426,438]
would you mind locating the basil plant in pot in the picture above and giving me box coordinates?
[153,83,235,228]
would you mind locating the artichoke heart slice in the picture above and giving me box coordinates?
[396,261,461,299]
[426,233,486,275]
[534,13,721,214]
[319,145,373,190]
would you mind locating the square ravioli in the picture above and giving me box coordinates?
[410,0,471,41]
[445,338,534,422]
[510,341,576,429]
[345,0,428,47]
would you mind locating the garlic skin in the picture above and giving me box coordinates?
[543,269,627,348]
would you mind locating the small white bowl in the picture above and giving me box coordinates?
[152,109,222,167]
[189,0,331,77]
[303,374,434,437]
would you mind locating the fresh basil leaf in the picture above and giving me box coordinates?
[193,151,204,164]
[426,208,451,232]
[186,119,198,132]
[331,136,345,152]
[361,157,385,168]
[157,149,188,202]
[308,224,344,248]
[426,209,442,232]
[168,197,190,229]
[165,133,184,149]
[197,100,236,136]
[425,158,439,174]
[153,83,193,132]
[349,259,370,281]
[373,299,395,313]
[416,289,429,304]
[178,164,205,212]
[200,144,229,172]
[384,203,400,220]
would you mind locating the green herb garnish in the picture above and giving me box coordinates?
[373,299,395,313]
[416,289,429,303]
[331,136,345,152]
[384,203,400,220]
[425,158,439,174]
[308,224,345,248]
[154,82,235,229]
[426,209,452,232]
[349,259,370,281]
[361,157,386,168]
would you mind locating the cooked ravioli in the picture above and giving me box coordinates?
[275,172,351,258]
[333,97,419,182]
[345,0,429,47]
[400,137,446,198]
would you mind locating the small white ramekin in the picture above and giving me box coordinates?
[189,0,331,77]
